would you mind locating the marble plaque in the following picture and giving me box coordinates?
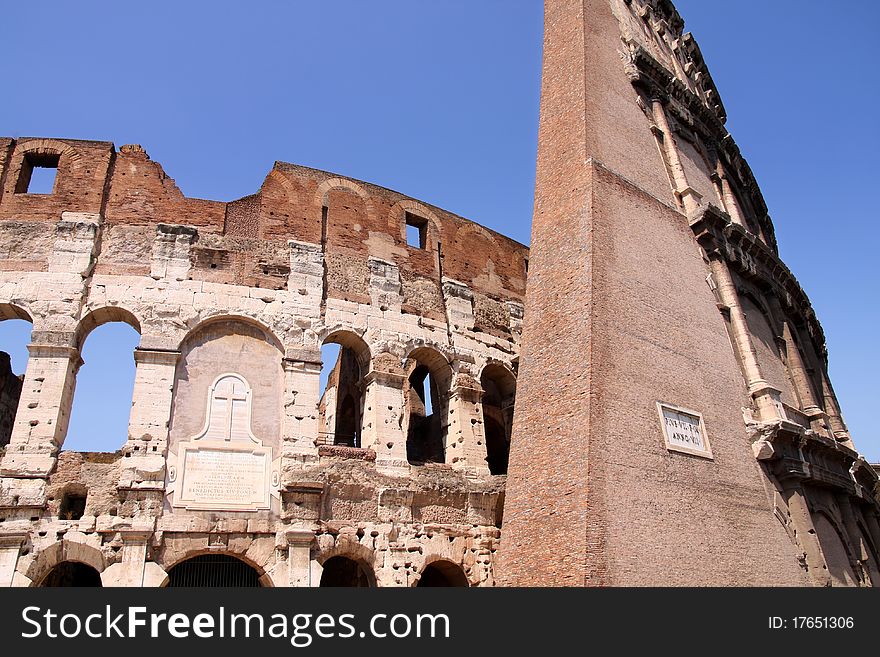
[657,402,713,459]
[174,442,272,510]
[169,373,277,511]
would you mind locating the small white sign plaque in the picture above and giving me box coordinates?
[656,402,712,459]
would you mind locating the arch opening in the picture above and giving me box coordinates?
[318,333,368,448]
[166,554,263,587]
[416,560,469,587]
[65,321,140,452]
[39,561,102,587]
[481,364,516,475]
[0,315,31,448]
[319,555,374,587]
[405,348,451,465]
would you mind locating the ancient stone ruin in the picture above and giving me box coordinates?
[0,0,877,587]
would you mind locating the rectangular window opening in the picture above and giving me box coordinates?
[405,212,428,249]
[15,153,60,195]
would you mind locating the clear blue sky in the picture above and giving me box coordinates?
[1,2,877,460]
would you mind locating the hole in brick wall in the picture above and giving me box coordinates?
[59,490,87,520]
[15,152,60,194]
[405,212,428,249]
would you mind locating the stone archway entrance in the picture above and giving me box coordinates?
[166,554,263,587]
[39,561,103,587]
[417,560,469,587]
[319,556,373,587]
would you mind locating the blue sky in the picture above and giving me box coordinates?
[1,2,877,459]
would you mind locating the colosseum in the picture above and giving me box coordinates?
[1,0,878,587]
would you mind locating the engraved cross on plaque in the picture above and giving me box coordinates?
[212,376,248,441]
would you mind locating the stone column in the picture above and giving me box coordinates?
[118,348,179,489]
[286,528,315,587]
[651,99,702,215]
[446,375,488,473]
[361,370,407,473]
[716,166,746,228]
[0,342,80,508]
[0,533,27,587]
[281,349,322,462]
[708,257,784,422]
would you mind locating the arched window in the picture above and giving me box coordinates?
[480,364,516,475]
[318,332,369,448]
[404,348,452,465]
[65,321,140,452]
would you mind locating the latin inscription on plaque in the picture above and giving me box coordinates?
[179,447,270,509]
[656,402,712,459]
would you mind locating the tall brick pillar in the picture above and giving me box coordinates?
[497,0,806,585]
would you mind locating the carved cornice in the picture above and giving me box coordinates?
[690,204,827,360]
[750,418,878,505]
[624,42,778,253]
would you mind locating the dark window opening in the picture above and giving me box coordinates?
[59,491,87,520]
[417,560,469,587]
[15,152,60,195]
[320,556,373,587]
[39,561,102,587]
[406,365,444,464]
[481,365,516,475]
[405,212,428,249]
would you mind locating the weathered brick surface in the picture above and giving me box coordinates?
[497,0,877,587]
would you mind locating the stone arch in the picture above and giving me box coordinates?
[163,551,273,587]
[76,305,143,350]
[169,315,285,456]
[479,362,517,475]
[263,168,299,204]
[64,307,142,452]
[404,346,453,465]
[318,329,370,448]
[315,177,378,226]
[414,557,470,587]
[15,139,83,168]
[177,313,284,353]
[27,538,105,587]
[316,542,378,587]
[0,302,34,323]
[315,177,371,206]
[318,327,371,372]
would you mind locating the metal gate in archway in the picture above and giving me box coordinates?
[166,554,262,587]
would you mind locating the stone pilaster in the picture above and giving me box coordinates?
[361,369,407,473]
[281,349,322,462]
[0,532,27,587]
[118,348,179,490]
[286,528,315,587]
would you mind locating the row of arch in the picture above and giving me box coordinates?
[33,552,470,588]
[0,303,516,473]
